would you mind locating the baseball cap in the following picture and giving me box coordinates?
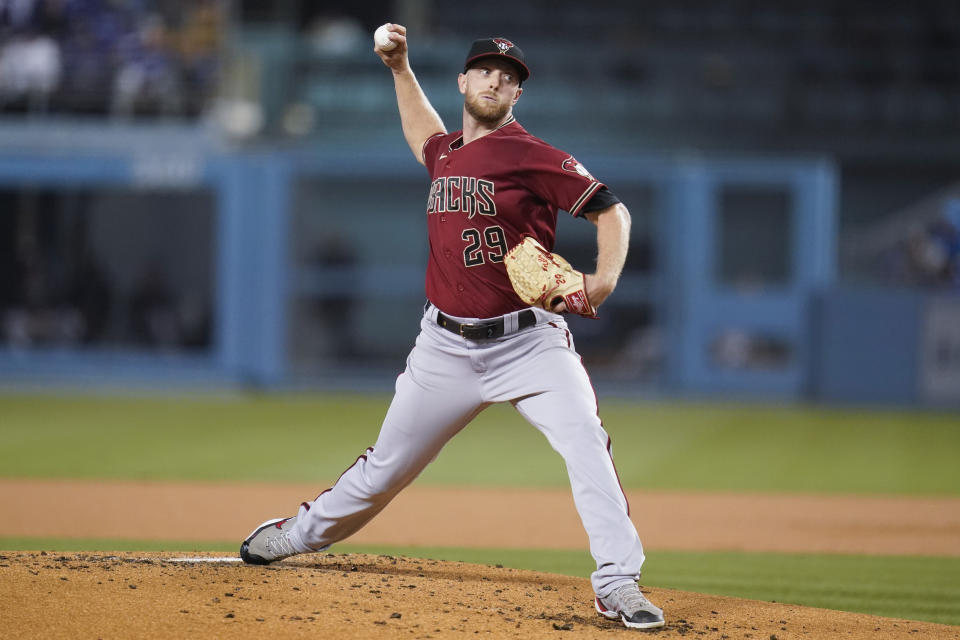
[463,37,530,82]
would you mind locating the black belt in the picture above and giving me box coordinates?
[435,308,537,340]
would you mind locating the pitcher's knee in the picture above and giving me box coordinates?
[358,454,426,497]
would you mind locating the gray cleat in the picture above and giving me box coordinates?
[240,516,300,565]
[595,582,665,630]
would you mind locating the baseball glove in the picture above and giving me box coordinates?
[505,236,597,318]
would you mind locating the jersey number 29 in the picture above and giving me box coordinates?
[462,226,507,267]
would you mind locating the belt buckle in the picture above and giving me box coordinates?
[459,322,496,340]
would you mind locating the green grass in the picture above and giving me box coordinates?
[2,537,957,626]
[1,393,958,494]
[646,550,960,627]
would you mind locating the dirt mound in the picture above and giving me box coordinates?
[2,552,956,639]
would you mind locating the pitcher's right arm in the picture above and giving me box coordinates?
[374,24,446,166]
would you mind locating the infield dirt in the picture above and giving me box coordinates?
[3,551,959,639]
[3,479,960,555]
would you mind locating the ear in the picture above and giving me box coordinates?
[457,73,467,95]
[512,87,523,105]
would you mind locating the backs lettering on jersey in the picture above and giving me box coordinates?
[427,176,496,219]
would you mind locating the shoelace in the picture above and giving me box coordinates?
[266,531,296,558]
[613,584,652,615]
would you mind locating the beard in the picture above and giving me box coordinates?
[464,92,511,124]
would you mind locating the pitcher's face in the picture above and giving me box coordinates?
[459,60,523,124]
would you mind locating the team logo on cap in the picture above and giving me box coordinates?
[492,38,514,53]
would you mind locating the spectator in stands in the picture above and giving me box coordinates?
[1,0,223,116]
[885,215,960,290]
[55,3,117,113]
[174,0,222,111]
[0,0,42,31]
[111,12,182,116]
[927,215,960,288]
[0,22,61,110]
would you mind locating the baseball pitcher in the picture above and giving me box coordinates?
[240,25,664,631]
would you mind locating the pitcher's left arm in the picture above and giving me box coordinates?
[575,203,631,311]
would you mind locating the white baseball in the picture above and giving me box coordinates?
[374,24,396,51]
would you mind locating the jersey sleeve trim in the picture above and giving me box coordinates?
[569,181,605,217]
[580,186,622,214]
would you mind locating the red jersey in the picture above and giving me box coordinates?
[422,117,605,318]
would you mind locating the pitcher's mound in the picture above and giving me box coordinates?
[1,551,956,639]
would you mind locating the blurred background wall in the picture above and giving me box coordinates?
[0,0,957,406]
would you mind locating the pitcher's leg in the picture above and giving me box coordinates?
[512,354,645,598]
[292,358,485,551]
